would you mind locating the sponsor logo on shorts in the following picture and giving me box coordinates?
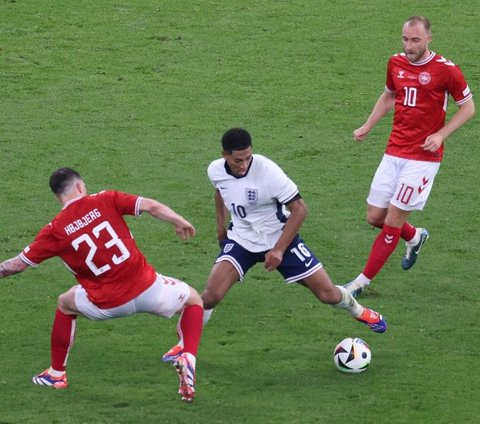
[163,277,176,286]
[418,177,430,193]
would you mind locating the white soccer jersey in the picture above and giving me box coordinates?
[207,154,299,252]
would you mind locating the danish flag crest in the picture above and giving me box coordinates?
[419,72,431,85]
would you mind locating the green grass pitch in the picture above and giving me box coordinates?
[1,1,479,423]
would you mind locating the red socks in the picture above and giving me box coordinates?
[363,225,402,280]
[50,304,203,373]
[178,304,203,357]
[401,222,416,242]
[51,309,77,372]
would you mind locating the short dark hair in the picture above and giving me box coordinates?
[221,128,252,153]
[405,16,431,34]
[49,167,82,195]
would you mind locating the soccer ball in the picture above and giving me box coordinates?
[333,337,371,374]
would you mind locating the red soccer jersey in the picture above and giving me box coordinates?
[385,51,472,162]
[20,191,157,309]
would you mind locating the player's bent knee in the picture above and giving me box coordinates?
[317,289,341,304]
[366,214,384,228]
[366,205,388,228]
[186,286,203,307]
[57,289,79,314]
[303,280,341,304]
[201,289,222,310]
[57,291,71,309]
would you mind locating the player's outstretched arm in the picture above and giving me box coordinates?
[353,90,395,141]
[139,197,195,240]
[0,255,29,279]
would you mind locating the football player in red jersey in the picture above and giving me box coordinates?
[344,16,475,297]
[0,168,202,401]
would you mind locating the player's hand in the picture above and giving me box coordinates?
[353,125,369,141]
[421,133,444,152]
[175,222,195,240]
[264,249,283,272]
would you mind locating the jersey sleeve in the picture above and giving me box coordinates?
[207,159,224,188]
[19,223,59,267]
[103,191,142,217]
[447,64,473,105]
[385,56,396,92]
[264,158,298,204]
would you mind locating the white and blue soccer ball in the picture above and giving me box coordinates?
[333,337,371,374]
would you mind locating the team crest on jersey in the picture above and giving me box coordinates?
[223,243,234,253]
[418,72,431,85]
[245,188,258,205]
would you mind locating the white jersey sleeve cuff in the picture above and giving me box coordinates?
[456,93,473,105]
[135,197,143,216]
[19,252,38,267]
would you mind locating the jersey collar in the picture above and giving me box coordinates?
[406,51,435,66]
[224,156,254,179]
[62,195,84,210]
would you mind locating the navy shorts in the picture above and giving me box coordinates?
[216,235,323,283]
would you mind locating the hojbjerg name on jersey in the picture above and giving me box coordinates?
[64,208,102,235]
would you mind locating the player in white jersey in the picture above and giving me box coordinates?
[162,128,388,362]
[209,151,299,255]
